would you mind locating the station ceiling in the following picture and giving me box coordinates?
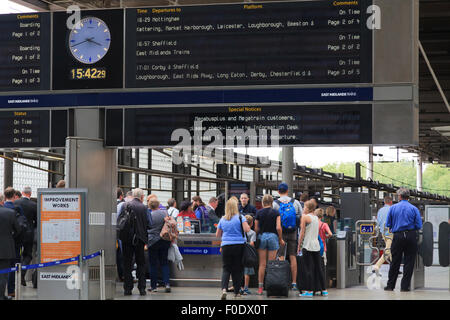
[12,0,450,166]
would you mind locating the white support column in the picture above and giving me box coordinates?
[282,147,294,197]
[417,156,423,192]
[367,146,373,180]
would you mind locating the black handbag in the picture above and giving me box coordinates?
[239,215,258,268]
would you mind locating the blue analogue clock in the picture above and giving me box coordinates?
[68,16,111,64]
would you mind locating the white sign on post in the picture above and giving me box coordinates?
[42,194,81,212]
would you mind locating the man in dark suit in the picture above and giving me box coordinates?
[119,188,150,296]
[3,187,24,298]
[0,203,21,300]
[14,186,37,286]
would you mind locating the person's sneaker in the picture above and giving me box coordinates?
[384,286,394,291]
[165,285,171,293]
[257,287,263,295]
[147,287,157,292]
[221,291,227,300]
[243,288,252,295]
[124,290,132,296]
[322,290,329,296]
[291,283,298,291]
[299,291,313,297]
[139,289,146,296]
[234,293,242,299]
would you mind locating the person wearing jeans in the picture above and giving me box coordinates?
[147,199,172,293]
[254,194,284,295]
[148,238,171,292]
[216,198,250,300]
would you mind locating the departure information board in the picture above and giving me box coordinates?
[0,12,51,92]
[0,0,373,93]
[0,1,419,148]
[125,1,372,88]
[0,110,67,148]
[0,110,49,147]
[105,105,372,147]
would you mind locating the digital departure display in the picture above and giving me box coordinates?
[0,110,67,148]
[0,1,373,93]
[52,9,123,90]
[0,110,49,147]
[105,105,372,147]
[0,13,51,92]
[125,1,372,88]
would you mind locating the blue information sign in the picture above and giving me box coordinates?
[360,224,375,235]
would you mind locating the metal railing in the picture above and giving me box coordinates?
[1,249,106,300]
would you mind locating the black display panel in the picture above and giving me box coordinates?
[52,9,124,90]
[0,12,51,92]
[107,104,372,147]
[0,110,50,148]
[125,1,372,88]
[50,109,68,147]
[105,108,123,147]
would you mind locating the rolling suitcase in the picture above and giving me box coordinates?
[265,246,290,297]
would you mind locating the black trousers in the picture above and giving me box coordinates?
[7,241,21,294]
[387,230,418,290]
[21,240,34,281]
[122,240,146,292]
[221,244,244,294]
[0,259,11,300]
[298,249,326,292]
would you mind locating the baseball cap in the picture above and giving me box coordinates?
[278,182,289,192]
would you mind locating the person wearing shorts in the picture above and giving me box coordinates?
[254,195,284,295]
[273,182,303,291]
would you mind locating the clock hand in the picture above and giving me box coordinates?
[86,38,102,46]
[71,37,95,48]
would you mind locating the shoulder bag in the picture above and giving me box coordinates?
[239,215,258,268]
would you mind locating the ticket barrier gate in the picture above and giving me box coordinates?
[337,220,425,289]
[336,229,359,288]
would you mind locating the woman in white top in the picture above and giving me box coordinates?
[297,200,327,297]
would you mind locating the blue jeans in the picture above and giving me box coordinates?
[148,239,171,289]
[258,232,279,251]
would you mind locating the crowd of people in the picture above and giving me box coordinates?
[115,183,340,298]
[0,181,423,300]
[0,186,37,301]
[215,182,339,299]
[115,188,222,296]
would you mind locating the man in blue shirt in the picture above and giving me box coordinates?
[373,196,393,273]
[384,188,423,292]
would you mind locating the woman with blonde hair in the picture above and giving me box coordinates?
[216,198,250,299]
[254,194,284,295]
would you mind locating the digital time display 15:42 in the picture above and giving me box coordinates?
[69,67,106,80]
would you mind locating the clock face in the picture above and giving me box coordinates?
[68,17,111,64]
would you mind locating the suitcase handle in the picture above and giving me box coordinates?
[277,241,288,260]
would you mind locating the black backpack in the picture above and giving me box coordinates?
[14,206,33,243]
[117,203,137,244]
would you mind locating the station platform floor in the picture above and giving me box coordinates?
[19,266,449,300]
